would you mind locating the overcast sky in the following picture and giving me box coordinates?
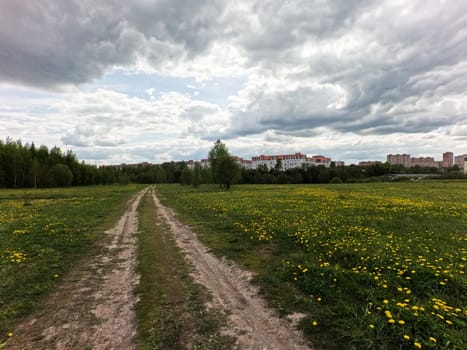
[1,0,466,165]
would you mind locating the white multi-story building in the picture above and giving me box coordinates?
[188,152,334,171]
[186,159,210,169]
[251,153,331,171]
[233,156,252,170]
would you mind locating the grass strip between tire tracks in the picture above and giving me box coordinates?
[135,189,234,350]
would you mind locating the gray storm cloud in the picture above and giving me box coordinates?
[0,0,466,146]
[0,0,224,87]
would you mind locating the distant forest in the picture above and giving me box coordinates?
[0,138,464,188]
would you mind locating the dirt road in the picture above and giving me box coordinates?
[8,187,311,349]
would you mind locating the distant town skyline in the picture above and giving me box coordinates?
[179,150,467,170]
[1,1,466,165]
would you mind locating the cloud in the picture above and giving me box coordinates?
[0,1,139,87]
[221,0,467,138]
[1,0,466,164]
[0,0,226,88]
[53,88,227,156]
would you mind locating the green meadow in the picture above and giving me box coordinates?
[0,185,143,342]
[1,182,465,349]
[155,182,467,350]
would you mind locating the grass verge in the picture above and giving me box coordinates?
[135,189,234,350]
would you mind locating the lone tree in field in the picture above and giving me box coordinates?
[208,139,240,190]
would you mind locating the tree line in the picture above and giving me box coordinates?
[0,138,127,188]
[1,138,464,189]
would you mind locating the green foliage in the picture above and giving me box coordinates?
[180,168,193,186]
[192,163,201,188]
[50,164,73,187]
[208,139,240,189]
[0,138,120,188]
[329,176,343,184]
[156,182,467,350]
[216,155,241,190]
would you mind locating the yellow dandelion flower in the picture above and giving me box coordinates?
[369,324,375,329]
[414,341,422,349]
[312,321,318,326]
[398,320,405,325]
[403,335,410,340]
[8,332,13,337]
[429,337,437,343]
[388,319,395,324]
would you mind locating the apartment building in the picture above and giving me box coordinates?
[410,157,439,168]
[359,161,382,167]
[442,152,454,168]
[387,154,411,167]
[186,159,210,169]
[188,152,333,171]
[387,152,461,169]
[233,156,252,170]
[251,153,331,171]
[454,154,467,167]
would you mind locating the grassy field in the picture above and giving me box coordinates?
[155,182,467,350]
[0,185,143,344]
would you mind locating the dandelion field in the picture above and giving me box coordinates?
[155,182,467,350]
[0,185,142,343]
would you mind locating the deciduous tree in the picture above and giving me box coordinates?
[208,139,240,190]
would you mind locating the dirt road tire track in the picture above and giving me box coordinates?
[7,189,147,350]
[151,189,312,350]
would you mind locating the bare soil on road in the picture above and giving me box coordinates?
[8,187,311,350]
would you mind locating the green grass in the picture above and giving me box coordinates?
[0,185,144,343]
[135,189,234,350]
[155,182,467,350]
